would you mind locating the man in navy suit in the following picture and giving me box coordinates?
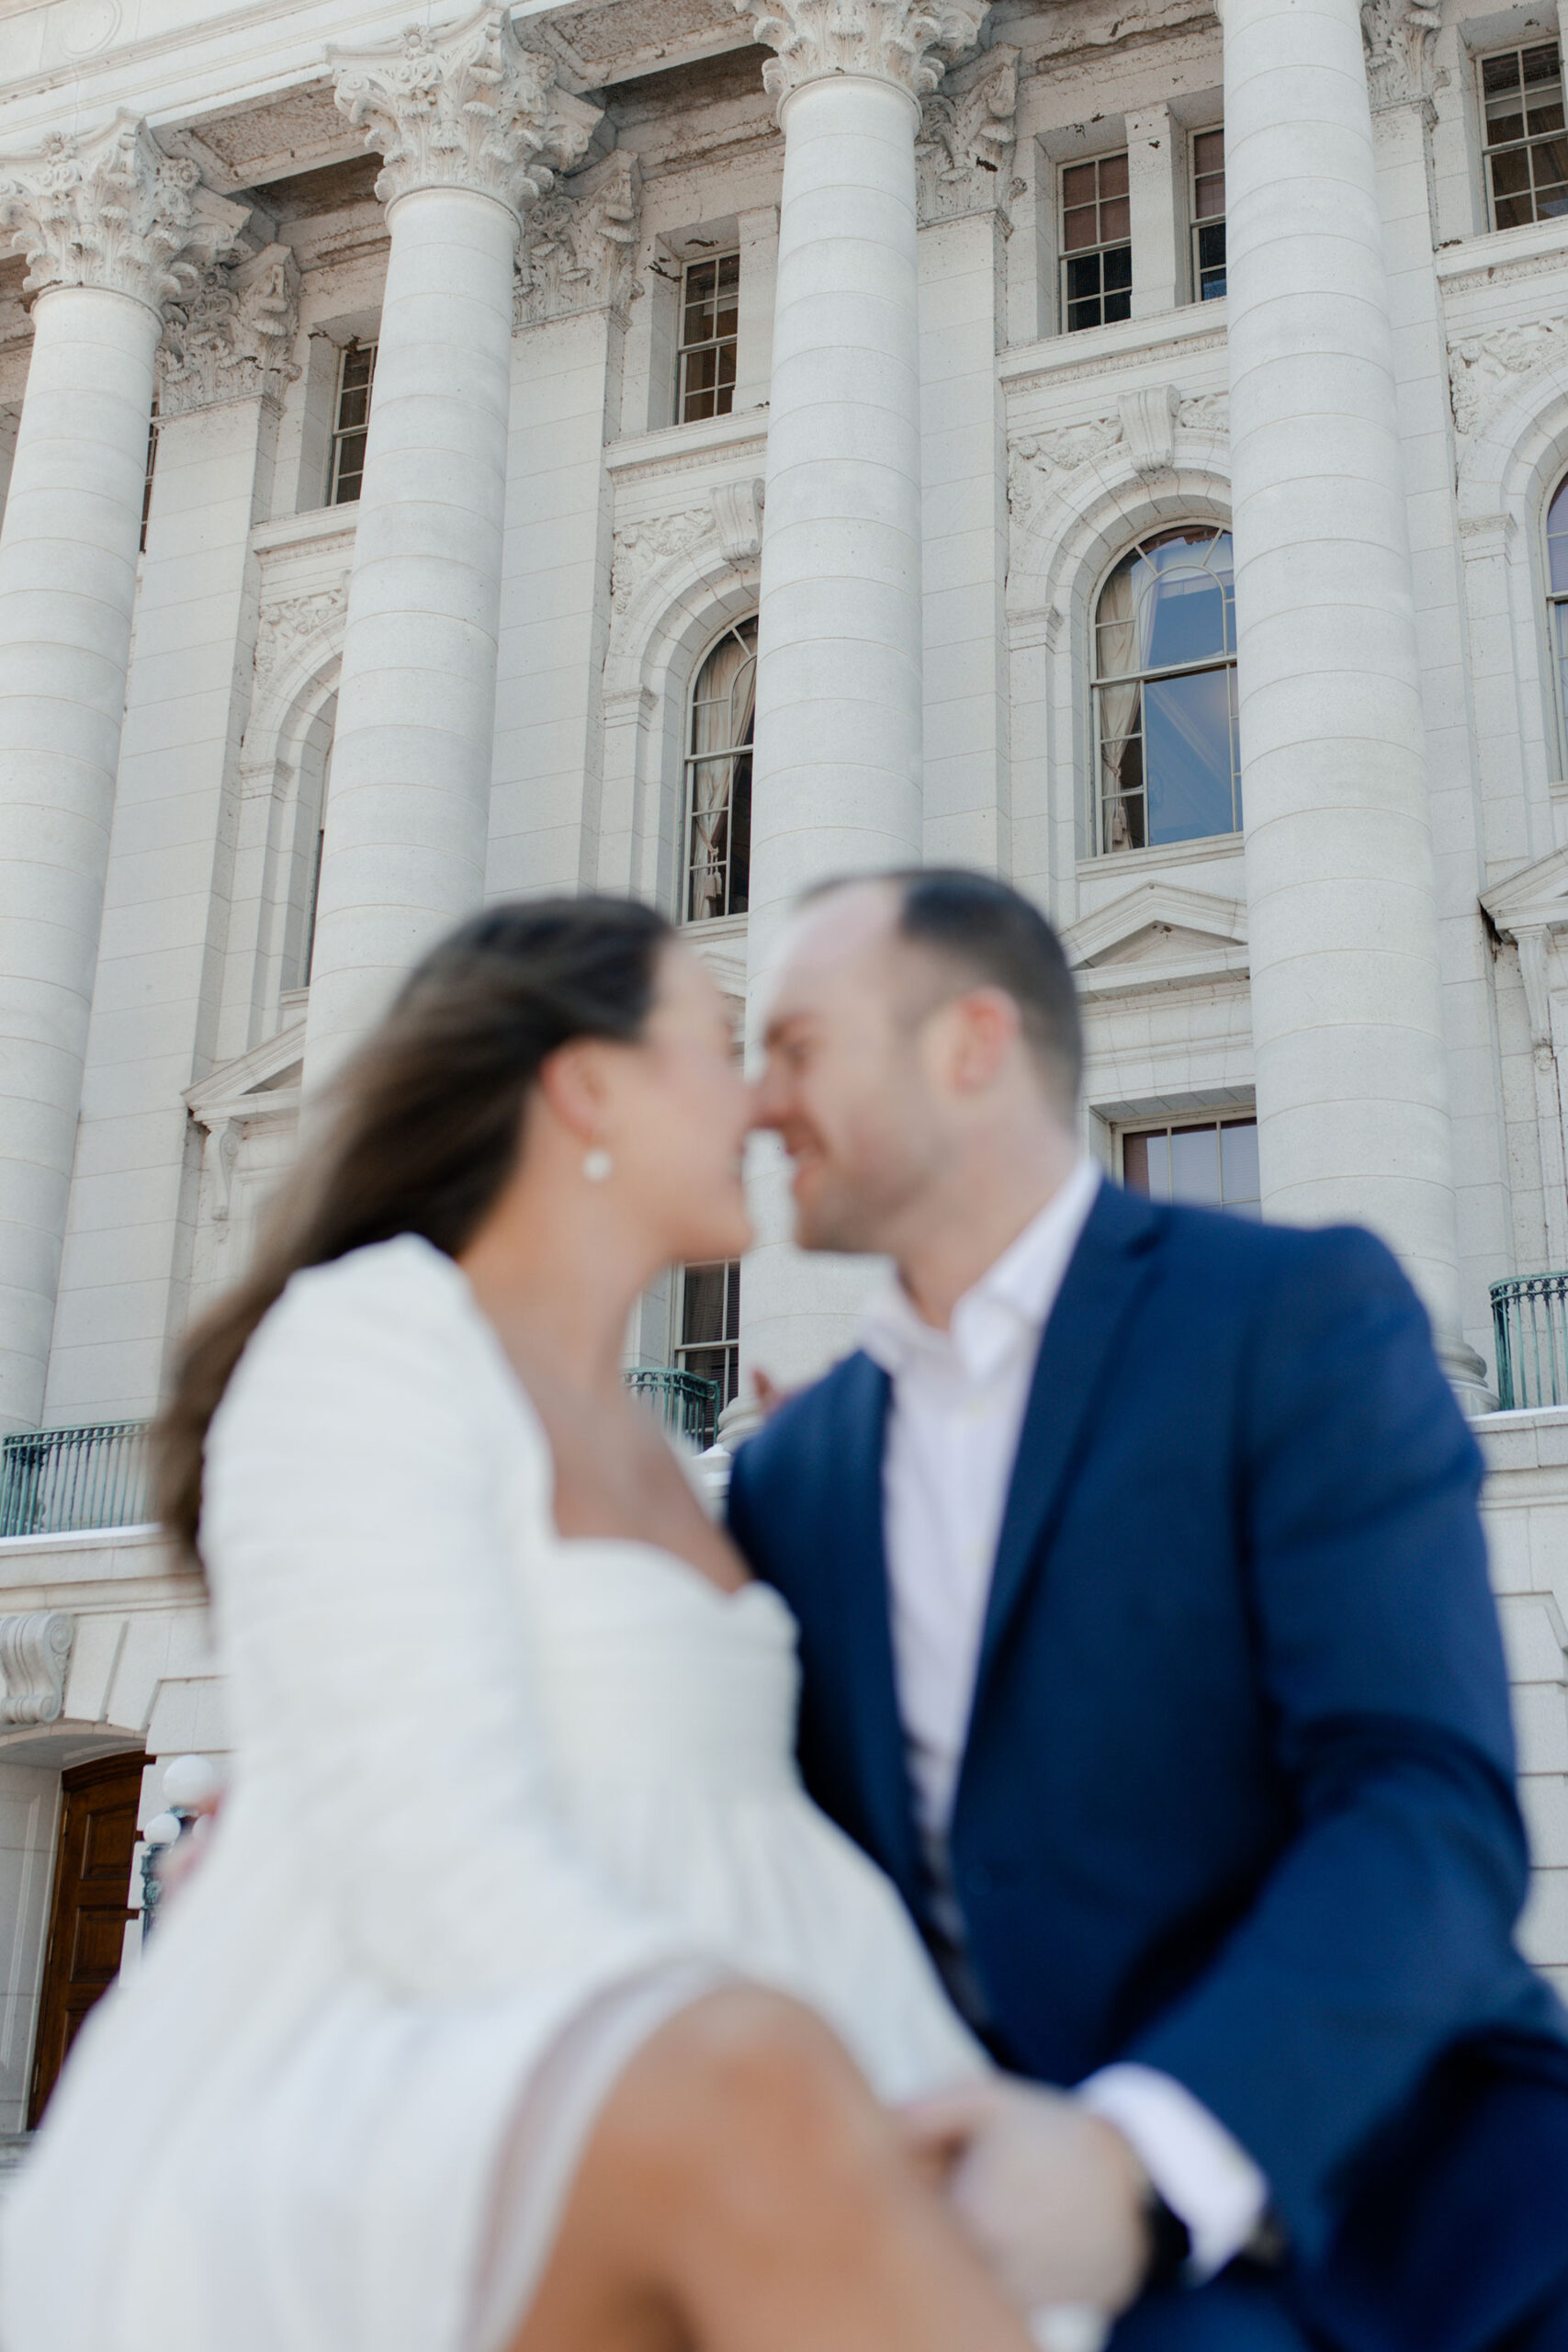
[727,868,1568,2351]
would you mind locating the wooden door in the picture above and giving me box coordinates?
[28,1753,143,2125]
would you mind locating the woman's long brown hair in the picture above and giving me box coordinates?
[155,896,671,1573]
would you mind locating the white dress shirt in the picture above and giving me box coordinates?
[858,1161,1268,2283]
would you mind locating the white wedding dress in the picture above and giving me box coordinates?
[0,1237,985,2352]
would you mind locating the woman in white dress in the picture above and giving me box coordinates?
[0,898,1094,2352]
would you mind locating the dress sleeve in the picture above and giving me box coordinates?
[202,1247,697,2000]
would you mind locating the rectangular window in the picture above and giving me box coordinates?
[1061,153,1132,334]
[1122,1117,1259,1216]
[1481,43,1568,231]
[677,254,739,424]
[676,1260,740,1425]
[330,341,377,505]
[1190,126,1226,300]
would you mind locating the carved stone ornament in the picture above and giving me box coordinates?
[0,111,247,311]
[916,44,1019,220]
[332,3,601,227]
[610,507,716,616]
[1360,0,1440,111]
[158,243,300,417]
[0,1612,74,1725]
[710,478,765,565]
[1449,315,1568,438]
[255,575,351,684]
[515,151,640,327]
[735,0,990,109]
[1008,390,1228,522]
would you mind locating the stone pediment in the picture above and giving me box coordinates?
[1062,882,1248,1000]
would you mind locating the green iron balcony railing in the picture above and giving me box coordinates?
[0,1421,152,1541]
[1491,1273,1568,1411]
[625,1368,723,1449]
[1,1366,725,1541]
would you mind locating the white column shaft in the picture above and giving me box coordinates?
[0,284,160,1431]
[1224,0,1464,1349]
[302,185,516,1089]
[742,70,928,1387]
[748,72,926,981]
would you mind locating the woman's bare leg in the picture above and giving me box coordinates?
[504,1985,1037,2352]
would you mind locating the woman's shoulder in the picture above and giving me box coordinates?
[220,1236,495,1430]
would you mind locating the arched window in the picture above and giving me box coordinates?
[1093,526,1238,854]
[1546,472,1568,755]
[683,617,756,923]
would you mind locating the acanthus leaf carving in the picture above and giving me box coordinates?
[1449,314,1568,438]
[1008,390,1228,526]
[1360,0,1440,111]
[254,575,350,684]
[0,1611,74,1725]
[331,3,601,227]
[0,111,247,311]
[916,44,1019,221]
[515,151,640,327]
[735,0,989,109]
[158,243,300,417]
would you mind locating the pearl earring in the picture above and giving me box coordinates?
[582,1147,614,1183]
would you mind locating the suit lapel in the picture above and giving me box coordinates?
[973,1181,1166,1709]
[825,1354,924,1907]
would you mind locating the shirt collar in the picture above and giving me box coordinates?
[860,1158,1102,1388]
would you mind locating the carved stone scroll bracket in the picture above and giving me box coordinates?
[331,2,602,228]
[710,478,765,565]
[0,1612,74,1725]
[1360,0,1441,112]
[0,111,248,312]
[515,151,640,328]
[916,44,1019,222]
[735,0,990,111]
[158,242,301,418]
[1120,383,1181,479]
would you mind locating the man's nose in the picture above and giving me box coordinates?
[747,1057,788,1133]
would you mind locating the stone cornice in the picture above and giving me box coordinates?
[331,4,601,228]
[916,42,1017,221]
[158,242,299,417]
[0,112,246,312]
[515,149,639,328]
[735,0,990,110]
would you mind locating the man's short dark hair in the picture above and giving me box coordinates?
[807,867,1084,1106]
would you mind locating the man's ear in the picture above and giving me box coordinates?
[944,987,1024,1095]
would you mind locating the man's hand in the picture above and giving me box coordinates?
[902,2077,1152,2317]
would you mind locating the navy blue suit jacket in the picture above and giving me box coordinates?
[727,1182,1568,2307]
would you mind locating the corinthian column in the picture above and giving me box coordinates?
[1220,0,1481,1388]
[734,0,987,1385]
[303,5,598,1089]
[0,116,244,1433]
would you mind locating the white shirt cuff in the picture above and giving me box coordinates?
[1076,2062,1269,2284]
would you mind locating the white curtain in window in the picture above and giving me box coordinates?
[1094,561,1142,847]
[688,629,756,919]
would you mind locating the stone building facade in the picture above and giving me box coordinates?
[1,0,1568,2139]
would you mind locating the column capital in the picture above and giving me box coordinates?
[1360,0,1441,111]
[0,112,247,313]
[515,150,640,327]
[736,0,990,110]
[331,3,601,228]
[158,243,301,418]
